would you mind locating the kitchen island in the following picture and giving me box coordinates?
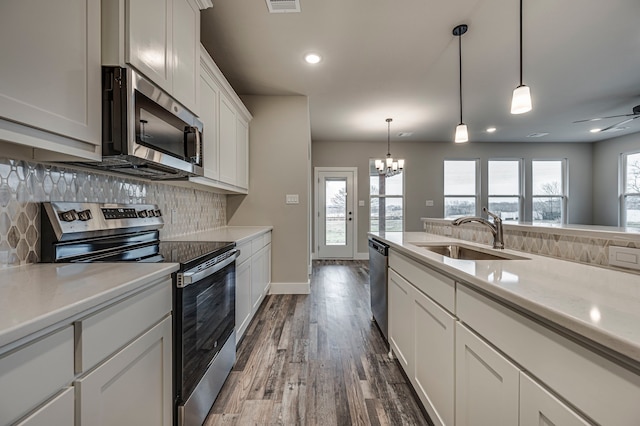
[371,231,640,426]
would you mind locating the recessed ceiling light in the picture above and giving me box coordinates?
[486,127,497,133]
[304,53,321,64]
[590,128,601,133]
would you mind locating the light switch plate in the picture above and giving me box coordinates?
[425,200,434,207]
[285,194,299,204]
[358,200,365,207]
[608,246,640,271]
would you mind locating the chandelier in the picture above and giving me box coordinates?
[375,118,404,177]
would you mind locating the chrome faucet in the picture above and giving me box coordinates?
[451,207,505,249]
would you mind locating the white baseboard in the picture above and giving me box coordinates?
[269,280,311,295]
[310,252,369,261]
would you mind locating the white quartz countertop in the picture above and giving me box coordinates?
[164,226,273,244]
[370,231,640,366]
[0,262,179,350]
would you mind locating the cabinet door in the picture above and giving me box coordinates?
[172,0,200,113]
[236,117,249,190]
[0,0,101,152]
[127,0,172,92]
[520,373,590,426]
[236,259,252,342]
[76,317,173,426]
[15,387,74,426]
[199,66,220,180]
[251,247,267,312]
[219,93,237,185]
[388,269,414,374]
[413,290,455,426]
[455,322,519,426]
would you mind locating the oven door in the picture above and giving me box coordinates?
[174,250,238,424]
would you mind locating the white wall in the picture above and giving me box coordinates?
[593,132,640,225]
[313,140,593,257]
[227,95,311,288]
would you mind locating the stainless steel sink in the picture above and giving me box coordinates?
[409,243,529,261]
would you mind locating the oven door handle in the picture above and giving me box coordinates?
[177,249,240,288]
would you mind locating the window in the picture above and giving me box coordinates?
[622,152,640,228]
[370,161,403,232]
[532,160,566,224]
[488,160,521,222]
[444,160,478,218]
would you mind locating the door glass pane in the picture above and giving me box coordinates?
[325,179,346,245]
[444,197,476,218]
[488,161,520,195]
[533,197,562,223]
[444,161,476,195]
[533,161,563,195]
[488,197,520,222]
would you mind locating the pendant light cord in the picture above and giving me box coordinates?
[519,0,523,86]
[386,118,392,157]
[458,33,463,124]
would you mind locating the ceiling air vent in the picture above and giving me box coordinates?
[526,132,549,138]
[265,0,301,13]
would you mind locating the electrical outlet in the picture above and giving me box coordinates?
[171,209,177,225]
[443,226,453,236]
[608,246,640,271]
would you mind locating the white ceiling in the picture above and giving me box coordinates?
[201,0,640,143]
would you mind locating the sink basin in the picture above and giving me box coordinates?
[409,243,529,261]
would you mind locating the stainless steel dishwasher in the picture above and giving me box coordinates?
[369,237,390,342]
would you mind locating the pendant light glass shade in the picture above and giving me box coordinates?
[454,123,469,143]
[511,85,532,114]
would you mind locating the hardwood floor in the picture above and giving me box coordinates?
[204,260,431,426]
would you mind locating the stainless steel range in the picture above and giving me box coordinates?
[40,202,238,426]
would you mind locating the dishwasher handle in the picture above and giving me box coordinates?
[368,238,389,256]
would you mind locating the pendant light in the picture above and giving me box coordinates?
[453,24,469,143]
[375,118,404,177]
[511,0,532,114]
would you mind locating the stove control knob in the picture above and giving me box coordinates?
[148,209,157,217]
[154,209,162,217]
[58,210,78,222]
[137,210,148,218]
[77,209,93,221]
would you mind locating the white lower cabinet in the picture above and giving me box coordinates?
[455,322,519,426]
[236,257,252,339]
[15,387,74,426]
[235,231,272,342]
[75,316,172,426]
[388,269,415,373]
[519,373,590,426]
[414,288,455,426]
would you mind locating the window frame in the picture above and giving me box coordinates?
[369,159,405,232]
[621,151,640,228]
[443,159,480,219]
[531,159,568,224]
[487,158,523,222]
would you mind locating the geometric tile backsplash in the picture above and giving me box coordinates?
[422,218,640,274]
[0,156,226,268]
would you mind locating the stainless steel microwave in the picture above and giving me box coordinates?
[78,66,203,180]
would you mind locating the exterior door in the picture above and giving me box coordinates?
[316,169,356,259]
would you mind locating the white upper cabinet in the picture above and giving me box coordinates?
[104,0,202,114]
[190,46,251,194]
[0,0,101,160]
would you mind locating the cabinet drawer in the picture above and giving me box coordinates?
[389,251,455,313]
[0,327,74,425]
[237,241,251,265]
[15,387,74,426]
[457,284,640,425]
[76,278,172,373]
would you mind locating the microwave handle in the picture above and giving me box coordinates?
[186,126,201,166]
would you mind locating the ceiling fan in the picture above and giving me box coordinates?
[573,105,640,132]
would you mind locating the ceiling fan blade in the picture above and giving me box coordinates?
[599,115,640,132]
[573,113,636,124]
